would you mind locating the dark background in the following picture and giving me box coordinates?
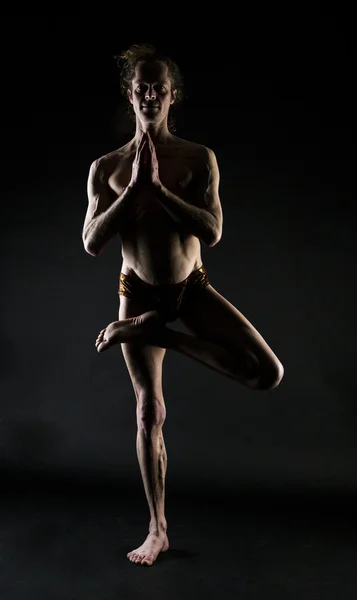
[1,7,356,598]
[1,9,355,498]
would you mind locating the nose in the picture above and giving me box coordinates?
[145,88,157,100]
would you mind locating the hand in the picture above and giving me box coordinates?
[129,131,161,190]
[146,132,161,188]
[129,131,149,188]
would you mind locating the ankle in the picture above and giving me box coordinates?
[149,520,167,535]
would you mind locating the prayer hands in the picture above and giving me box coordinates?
[129,131,161,190]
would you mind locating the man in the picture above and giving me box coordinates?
[82,44,284,566]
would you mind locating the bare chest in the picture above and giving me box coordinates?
[108,154,194,223]
[106,148,202,283]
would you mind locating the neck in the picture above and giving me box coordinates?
[134,118,173,145]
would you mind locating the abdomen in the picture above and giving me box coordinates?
[120,225,202,285]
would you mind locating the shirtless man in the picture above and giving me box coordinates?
[82,44,284,567]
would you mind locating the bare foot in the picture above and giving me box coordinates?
[95,310,165,353]
[127,532,169,566]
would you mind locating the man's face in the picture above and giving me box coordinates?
[128,60,176,124]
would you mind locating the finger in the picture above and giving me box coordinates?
[147,135,156,156]
[136,131,148,153]
[139,139,149,161]
[145,134,154,154]
[146,131,153,147]
[137,136,146,155]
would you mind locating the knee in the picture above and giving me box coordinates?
[136,392,166,429]
[251,359,285,391]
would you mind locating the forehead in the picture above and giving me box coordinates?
[133,60,170,83]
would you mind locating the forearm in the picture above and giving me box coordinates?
[84,185,138,256]
[155,183,216,246]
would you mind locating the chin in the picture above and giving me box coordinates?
[142,116,163,124]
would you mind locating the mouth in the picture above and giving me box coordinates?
[142,105,159,109]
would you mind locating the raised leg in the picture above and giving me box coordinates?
[145,325,262,388]
[169,283,284,390]
[95,310,264,388]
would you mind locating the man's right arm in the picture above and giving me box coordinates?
[82,159,137,256]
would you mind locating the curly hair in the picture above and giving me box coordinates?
[114,43,184,132]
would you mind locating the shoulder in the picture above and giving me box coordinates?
[171,136,218,168]
[88,143,131,181]
[198,146,218,172]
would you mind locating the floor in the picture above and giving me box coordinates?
[1,469,357,599]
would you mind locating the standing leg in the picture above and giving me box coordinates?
[119,296,169,567]
[135,390,169,538]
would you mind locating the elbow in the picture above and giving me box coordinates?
[207,238,220,248]
[204,235,215,248]
[206,216,222,247]
[207,229,222,247]
[85,247,98,257]
[83,237,98,257]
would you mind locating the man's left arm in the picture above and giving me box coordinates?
[154,147,223,247]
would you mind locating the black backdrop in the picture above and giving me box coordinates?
[1,7,355,495]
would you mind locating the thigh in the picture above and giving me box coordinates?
[179,283,281,369]
[119,295,167,401]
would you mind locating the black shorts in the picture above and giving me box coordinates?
[118,264,210,322]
